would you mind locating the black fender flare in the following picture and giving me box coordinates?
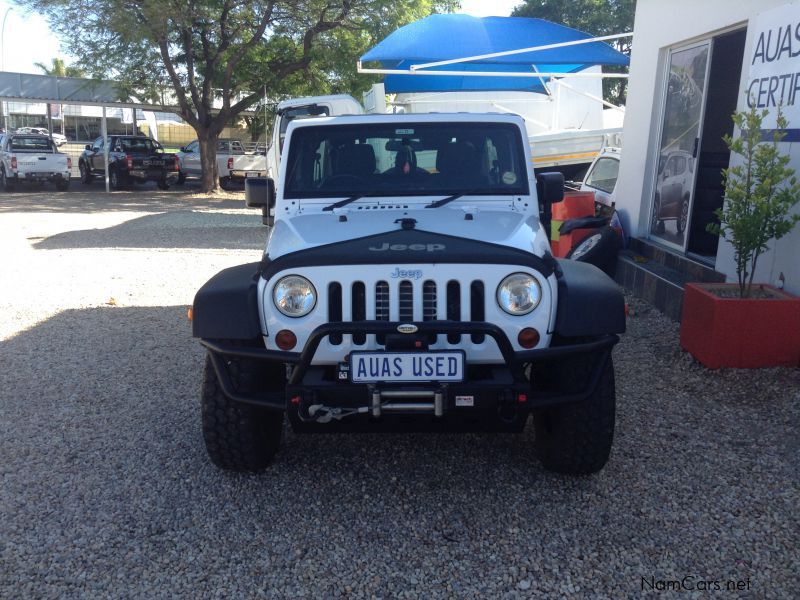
[554,259,625,337]
[192,262,262,340]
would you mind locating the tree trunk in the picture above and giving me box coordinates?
[197,130,221,193]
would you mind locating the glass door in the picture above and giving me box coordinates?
[649,41,712,251]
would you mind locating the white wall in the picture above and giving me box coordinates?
[616,0,800,293]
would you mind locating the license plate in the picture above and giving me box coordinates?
[246,171,264,177]
[349,351,465,383]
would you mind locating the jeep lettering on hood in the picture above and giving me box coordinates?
[369,243,445,252]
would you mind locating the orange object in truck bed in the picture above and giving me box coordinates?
[550,191,596,257]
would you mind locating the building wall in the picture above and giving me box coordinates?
[616,0,800,293]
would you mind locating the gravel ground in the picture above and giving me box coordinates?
[1,190,798,598]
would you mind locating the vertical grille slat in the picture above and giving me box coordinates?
[446,281,461,344]
[352,282,366,345]
[422,281,437,320]
[375,281,389,345]
[328,283,342,346]
[399,280,413,323]
[375,281,390,321]
[470,280,485,344]
[422,280,437,344]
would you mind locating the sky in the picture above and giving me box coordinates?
[0,0,523,75]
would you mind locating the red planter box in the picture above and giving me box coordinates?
[680,283,800,369]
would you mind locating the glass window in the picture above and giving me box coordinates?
[279,105,330,153]
[284,122,529,199]
[584,157,620,194]
[11,136,54,152]
[118,137,161,153]
[185,141,198,153]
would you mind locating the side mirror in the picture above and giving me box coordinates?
[535,172,564,240]
[179,146,186,152]
[245,177,276,209]
[85,144,92,150]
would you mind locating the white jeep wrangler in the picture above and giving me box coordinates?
[192,113,625,474]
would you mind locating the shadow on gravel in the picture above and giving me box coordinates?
[0,187,245,214]
[32,210,267,250]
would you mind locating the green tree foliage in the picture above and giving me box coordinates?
[15,0,454,191]
[707,106,800,298]
[240,0,456,143]
[33,57,86,78]
[512,0,635,105]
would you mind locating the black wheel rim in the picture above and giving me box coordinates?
[680,200,689,232]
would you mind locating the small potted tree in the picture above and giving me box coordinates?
[680,105,800,368]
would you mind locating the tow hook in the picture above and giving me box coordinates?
[305,404,369,423]
[296,395,368,423]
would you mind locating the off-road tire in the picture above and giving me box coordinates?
[219,176,231,191]
[109,168,123,190]
[533,355,615,475]
[79,161,93,184]
[157,179,170,190]
[566,226,620,278]
[651,194,665,234]
[677,195,690,234]
[201,354,285,472]
[55,178,70,191]
[176,171,186,185]
[0,167,14,192]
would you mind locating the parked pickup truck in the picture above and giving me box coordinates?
[15,126,68,147]
[0,133,71,191]
[78,135,180,190]
[176,138,267,189]
[193,113,626,475]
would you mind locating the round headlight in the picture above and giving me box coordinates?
[273,275,316,318]
[496,273,541,315]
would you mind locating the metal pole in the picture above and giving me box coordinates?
[1,7,12,72]
[409,32,634,71]
[357,66,629,79]
[263,85,268,151]
[102,105,109,192]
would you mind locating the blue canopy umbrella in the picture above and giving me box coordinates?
[359,14,630,94]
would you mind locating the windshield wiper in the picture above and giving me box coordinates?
[322,195,367,212]
[425,192,466,209]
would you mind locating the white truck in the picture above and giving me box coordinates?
[192,112,625,475]
[266,84,622,189]
[176,138,267,189]
[265,94,364,180]
[0,133,71,191]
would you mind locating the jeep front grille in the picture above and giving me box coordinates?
[326,278,486,347]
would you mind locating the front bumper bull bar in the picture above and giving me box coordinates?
[200,321,619,412]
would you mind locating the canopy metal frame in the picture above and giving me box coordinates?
[357,31,633,84]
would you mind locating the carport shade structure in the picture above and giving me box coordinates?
[358,14,630,94]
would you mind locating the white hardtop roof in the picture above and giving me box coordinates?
[287,111,526,129]
[276,94,361,109]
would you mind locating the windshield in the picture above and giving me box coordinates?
[10,136,54,152]
[283,121,529,199]
[116,138,162,153]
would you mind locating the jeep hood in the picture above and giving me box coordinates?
[267,208,543,260]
